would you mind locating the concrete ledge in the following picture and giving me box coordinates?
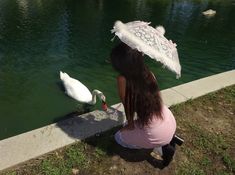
[171,70,235,100]
[0,70,234,171]
[161,88,188,107]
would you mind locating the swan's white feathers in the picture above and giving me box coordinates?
[60,71,92,103]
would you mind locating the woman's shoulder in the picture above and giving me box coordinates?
[117,75,126,83]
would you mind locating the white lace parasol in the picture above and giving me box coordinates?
[111,20,181,78]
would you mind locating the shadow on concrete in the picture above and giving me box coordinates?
[55,106,125,140]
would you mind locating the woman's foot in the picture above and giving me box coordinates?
[161,144,175,166]
[171,135,184,146]
[151,135,184,167]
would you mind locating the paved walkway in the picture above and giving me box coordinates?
[0,70,234,171]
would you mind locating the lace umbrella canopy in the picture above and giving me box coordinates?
[111,20,181,78]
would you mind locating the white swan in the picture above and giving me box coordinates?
[202,9,216,17]
[60,71,107,110]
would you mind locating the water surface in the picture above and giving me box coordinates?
[0,0,234,140]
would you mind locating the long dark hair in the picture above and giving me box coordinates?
[111,42,163,127]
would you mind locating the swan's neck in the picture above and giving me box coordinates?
[89,89,103,105]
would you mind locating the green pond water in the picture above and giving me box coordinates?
[0,0,234,140]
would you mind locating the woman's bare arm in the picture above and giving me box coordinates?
[117,76,135,130]
[117,75,126,105]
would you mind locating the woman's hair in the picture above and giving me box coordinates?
[110,42,163,126]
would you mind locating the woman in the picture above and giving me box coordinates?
[111,42,177,166]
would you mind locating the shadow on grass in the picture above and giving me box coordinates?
[84,127,165,169]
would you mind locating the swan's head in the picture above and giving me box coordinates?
[93,90,108,111]
[100,94,106,102]
[100,94,108,111]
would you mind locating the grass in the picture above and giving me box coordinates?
[1,85,235,175]
[38,144,88,175]
[171,85,235,175]
[176,162,206,175]
[222,153,235,172]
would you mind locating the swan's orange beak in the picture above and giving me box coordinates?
[102,101,108,111]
